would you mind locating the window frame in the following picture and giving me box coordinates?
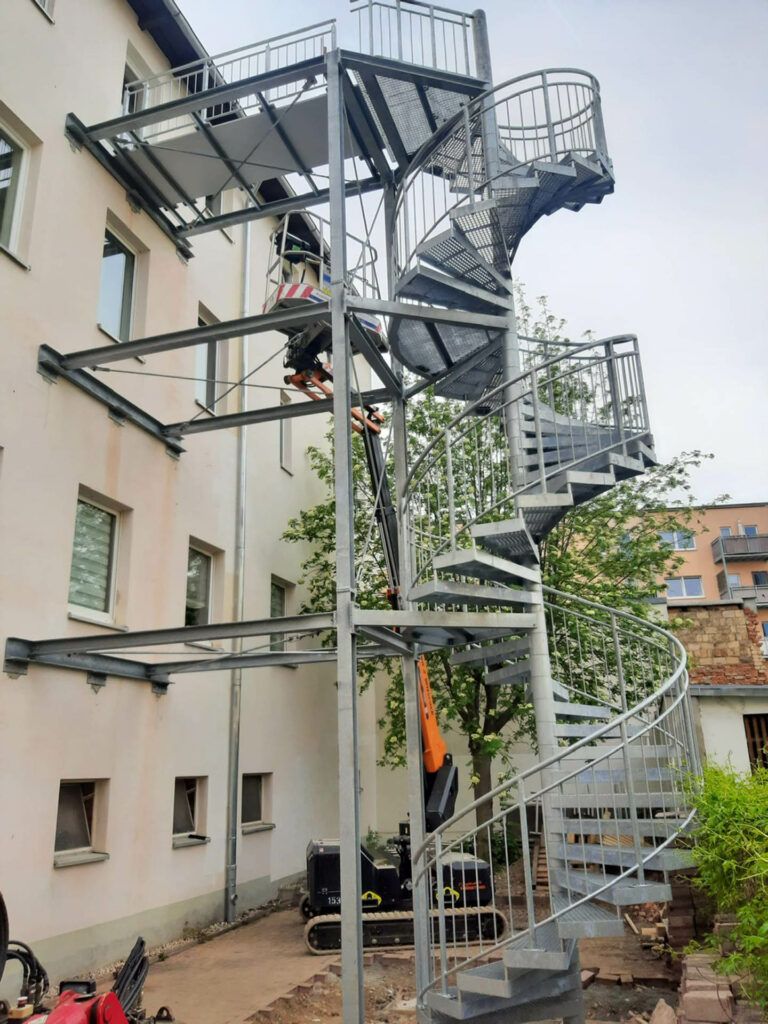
[0,122,27,253]
[719,526,732,539]
[53,779,109,868]
[752,571,768,588]
[185,544,213,627]
[98,226,136,342]
[743,525,758,538]
[172,776,209,847]
[744,714,768,772]
[269,578,288,652]
[665,575,704,599]
[68,495,119,624]
[660,529,696,552]
[279,390,293,473]
[195,312,221,412]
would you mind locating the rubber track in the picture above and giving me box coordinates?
[304,907,507,954]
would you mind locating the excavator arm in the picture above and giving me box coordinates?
[285,365,458,830]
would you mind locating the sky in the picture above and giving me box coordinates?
[178,0,768,503]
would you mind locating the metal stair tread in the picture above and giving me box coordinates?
[470,518,539,563]
[485,660,531,685]
[426,982,582,1022]
[409,579,539,609]
[555,702,612,719]
[395,263,511,314]
[549,815,693,837]
[551,892,626,938]
[433,547,541,585]
[551,840,695,871]
[450,636,531,667]
[550,868,670,905]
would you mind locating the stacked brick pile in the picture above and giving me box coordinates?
[678,952,762,1024]
[666,871,713,948]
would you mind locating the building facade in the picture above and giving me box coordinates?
[0,0,384,987]
[661,503,768,774]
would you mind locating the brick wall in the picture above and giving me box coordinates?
[670,604,768,686]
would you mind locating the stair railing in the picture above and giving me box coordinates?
[405,335,649,588]
[393,68,610,278]
[411,591,697,1004]
[351,0,477,76]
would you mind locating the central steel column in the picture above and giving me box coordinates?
[385,182,433,1020]
[327,48,365,1023]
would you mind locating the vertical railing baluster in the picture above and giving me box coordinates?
[445,429,456,550]
[518,781,537,943]
[395,0,403,59]
[435,834,449,995]
[612,613,646,885]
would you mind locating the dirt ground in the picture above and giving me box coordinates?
[135,908,678,1024]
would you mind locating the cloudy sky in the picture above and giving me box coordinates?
[179,0,767,503]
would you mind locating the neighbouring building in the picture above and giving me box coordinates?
[0,0,389,988]
[660,503,768,774]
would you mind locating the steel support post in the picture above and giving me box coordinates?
[386,181,432,1020]
[327,49,365,1024]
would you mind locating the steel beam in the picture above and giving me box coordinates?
[347,296,508,331]
[355,624,414,656]
[348,317,401,395]
[5,613,335,659]
[340,51,485,95]
[180,177,382,238]
[38,346,185,456]
[4,640,169,687]
[352,608,536,630]
[165,386,392,437]
[59,306,328,370]
[327,47,365,1024]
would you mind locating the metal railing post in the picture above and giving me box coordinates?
[463,105,475,208]
[429,5,437,67]
[530,376,547,492]
[368,0,374,53]
[395,0,404,59]
[518,782,538,943]
[605,339,627,454]
[445,429,457,550]
[434,833,449,995]
[612,614,646,885]
[540,72,558,161]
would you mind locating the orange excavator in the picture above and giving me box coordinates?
[284,361,503,952]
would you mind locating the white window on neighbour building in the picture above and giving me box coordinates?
[665,576,704,599]
[68,498,118,617]
[185,546,212,626]
[172,777,207,841]
[98,228,135,340]
[241,773,270,826]
[270,578,287,652]
[753,572,768,588]
[279,391,293,473]
[55,781,96,852]
[743,525,758,538]
[727,573,741,589]
[0,127,24,249]
[659,530,695,551]
[720,526,732,539]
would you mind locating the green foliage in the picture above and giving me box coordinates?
[689,762,768,1010]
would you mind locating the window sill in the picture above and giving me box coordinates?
[172,834,210,849]
[54,850,109,869]
[280,465,294,477]
[68,611,128,632]
[241,822,275,835]
[194,399,217,417]
[0,244,31,271]
[97,324,145,364]
[185,641,225,653]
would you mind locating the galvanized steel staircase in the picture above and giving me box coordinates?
[392,66,699,1024]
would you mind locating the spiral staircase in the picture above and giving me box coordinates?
[387,67,699,1024]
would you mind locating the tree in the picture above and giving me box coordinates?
[283,287,715,833]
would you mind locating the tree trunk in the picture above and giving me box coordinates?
[471,748,494,863]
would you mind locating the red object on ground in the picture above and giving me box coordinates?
[32,991,129,1024]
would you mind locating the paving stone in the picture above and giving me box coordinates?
[681,988,735,1022]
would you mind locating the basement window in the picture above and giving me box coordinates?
[241,773,275,834]
[54,781,109,867]
[172,776,209,847]
[744,715,768,771]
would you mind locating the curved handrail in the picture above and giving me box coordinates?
[404,335,649,588]
[410,588,696,1001]
[393,68,610,278]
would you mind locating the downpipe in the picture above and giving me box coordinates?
[225,218,251,922]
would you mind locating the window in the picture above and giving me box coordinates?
[743,525,758,538]
[241,773,269,825]
[122,65,143,116]
[195,314,220,410]
[659,530,695,551]
[753,572,768,588]
[55,782,96,852]
[270,579,287,652]
[279,391,293,472]
[0,127,23,249]
[172,777,208,845]
[68,498,117,616]
[720,526,732,539]
[665,576,704,599]
[762,623,768,639]
[98,228,135,340]
[727,573,741,589]
[744,715,768,771]
[185,546,212,626]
